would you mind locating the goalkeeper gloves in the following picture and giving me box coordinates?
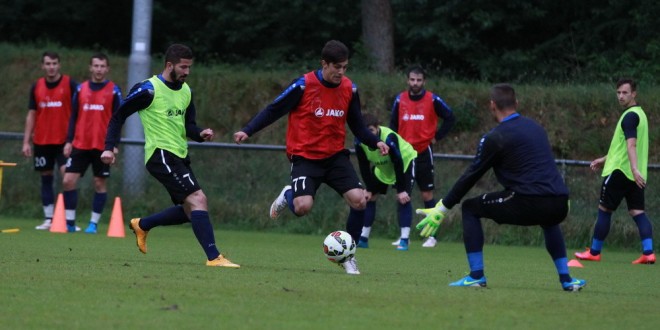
[415,200,449,237]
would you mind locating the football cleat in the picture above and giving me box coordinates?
[206,254,240,268]
[269,185,291,219]
[35,219,52,230]
[129,218,149,254]
[632,253,656,264]
[66,225,82,233]
[391,238,401,246]
[422,237,437,248]
[449,275,487,287]
[84,222,98,234]
[562,278,586,292]
[341,256,360,275]
[574,248,601,261]
[396,239,409,251]
[357,239,369,249]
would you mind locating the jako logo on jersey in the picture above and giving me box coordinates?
[39,101,63,108]
[314,107,345,118]
[82,103,105,111]
[167,109,185,117]
[402,113,424,121]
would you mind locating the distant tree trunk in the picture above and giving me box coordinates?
[361,0,394,73]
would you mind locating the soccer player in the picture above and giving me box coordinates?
[389,65,455,248]
[233,40,388,275]
[62,53,122,233]
[416,84,586,291]
[575,78,655,264]
[102,44,239,268]
[352,113,417,251]
[23,51,78,230]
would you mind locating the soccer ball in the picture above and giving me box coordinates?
[323,230,356,264]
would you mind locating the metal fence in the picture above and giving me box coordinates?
[2,131,659,249]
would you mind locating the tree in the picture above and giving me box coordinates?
[361,0,395,73]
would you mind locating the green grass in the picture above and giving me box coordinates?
[1,217,658,329]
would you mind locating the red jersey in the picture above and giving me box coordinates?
[286,72,353,159]
[32,75,72,145]
[72,81,116,150]
[396,91,438,153]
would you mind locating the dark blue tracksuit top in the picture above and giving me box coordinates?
[443,113,569,209]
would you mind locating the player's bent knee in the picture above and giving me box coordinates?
[186,190,208,209]
[294,204,312,216]
[348,199,366,210]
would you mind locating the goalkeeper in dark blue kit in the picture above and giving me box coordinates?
[416,84,586,292]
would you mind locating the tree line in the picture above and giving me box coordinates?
[2,0,659,83]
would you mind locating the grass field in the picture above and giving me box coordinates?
[0,216,658,329]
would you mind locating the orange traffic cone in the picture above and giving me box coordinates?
[567,259,584,268]
[107,196,125,238]
[50,193,67,233]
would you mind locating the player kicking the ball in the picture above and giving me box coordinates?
[233,40,388,275]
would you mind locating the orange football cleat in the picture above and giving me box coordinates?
[574,248,601,261]
[632,253,656,264]
[129,218,149,254]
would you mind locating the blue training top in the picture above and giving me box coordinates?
[443,113,569,208]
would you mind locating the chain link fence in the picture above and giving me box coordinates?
[2,131,658,250]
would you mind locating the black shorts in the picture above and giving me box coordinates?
[146,148,201,205]
[461,190,569,227]
[33,144,67,171]
[366,165,414,196]
[65,148,110,178]
[413,147,434,192]
[599,169,645,211]
[289,150,363,198]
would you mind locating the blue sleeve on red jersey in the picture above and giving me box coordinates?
[69,79,78,99]
[66,83,83,143]
[240,76,305,136]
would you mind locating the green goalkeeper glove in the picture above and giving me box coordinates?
[415,200,449,237]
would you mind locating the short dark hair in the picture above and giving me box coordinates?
[165,44,193,65]
[490,83,517,110]
[41,51,60,63]
[90,53,109,66]
[616,78,636,92]
[362,113,380,127]
[407,65,426,79]
[321,40,349,64]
